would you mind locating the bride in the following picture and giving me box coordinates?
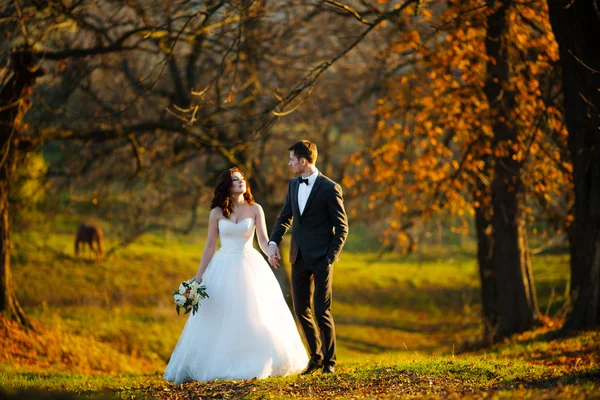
[164,167,308,384]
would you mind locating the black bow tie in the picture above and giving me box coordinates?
[299,177,309,185]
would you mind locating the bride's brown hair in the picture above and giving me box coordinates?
[210,167,255,218]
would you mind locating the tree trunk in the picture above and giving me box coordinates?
[474,179,497,344]
[484,1,540,342]
[0,153,31,328]
[0,51,44,328]
[547,0,600,331]
[567,222,578,299]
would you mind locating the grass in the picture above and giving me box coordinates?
[1,224,598,399]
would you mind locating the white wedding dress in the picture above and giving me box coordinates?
[164,218,308,384]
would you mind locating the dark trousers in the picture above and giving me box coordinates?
[292,252,336,366]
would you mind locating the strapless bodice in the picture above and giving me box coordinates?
[218,218,255,253]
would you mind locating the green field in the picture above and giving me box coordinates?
[1,226,598,399]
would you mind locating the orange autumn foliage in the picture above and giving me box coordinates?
[345,1,571,248]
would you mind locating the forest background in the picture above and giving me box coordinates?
[0,0,599,398]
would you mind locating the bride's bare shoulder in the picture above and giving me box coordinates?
[250,203,265,221]
[210,207,224,219]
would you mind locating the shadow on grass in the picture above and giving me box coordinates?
[336,284,480,314]
[337,315,480,334]
[336,277,568,326]
[492,368,600,392]
[502,327,599,348]
[337,335,404,353]
[0,388,110,400]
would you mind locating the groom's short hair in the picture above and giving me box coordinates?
[289,140,318,164]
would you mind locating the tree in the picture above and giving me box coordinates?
[1,0,423,323]
[483,0,540,341]
[547,0,600,331]
[345,0,565,342]
[0,51,44,328]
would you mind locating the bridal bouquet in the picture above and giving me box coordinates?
[173,278,209,316]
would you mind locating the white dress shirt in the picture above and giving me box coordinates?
[298,169,319,215]
[268,169,320,247]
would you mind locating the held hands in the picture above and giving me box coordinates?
[268,242,281,269]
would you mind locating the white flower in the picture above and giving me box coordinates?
[189,281,200,292]
[178,282,187,293]
[174,294,187,307]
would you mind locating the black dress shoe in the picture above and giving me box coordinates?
[301,360,322,375]
[322,365,335,374]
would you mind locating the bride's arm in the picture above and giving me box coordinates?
[194,209,220,281]
[255,204,270,256]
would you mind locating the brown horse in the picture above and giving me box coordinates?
[75,224,104,260]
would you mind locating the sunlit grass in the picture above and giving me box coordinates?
[2,225,597,398]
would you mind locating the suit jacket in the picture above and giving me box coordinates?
[270,173,349,266]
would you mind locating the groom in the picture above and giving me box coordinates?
[268,140,349,375]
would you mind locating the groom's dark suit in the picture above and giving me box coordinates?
[270,173,348,367]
